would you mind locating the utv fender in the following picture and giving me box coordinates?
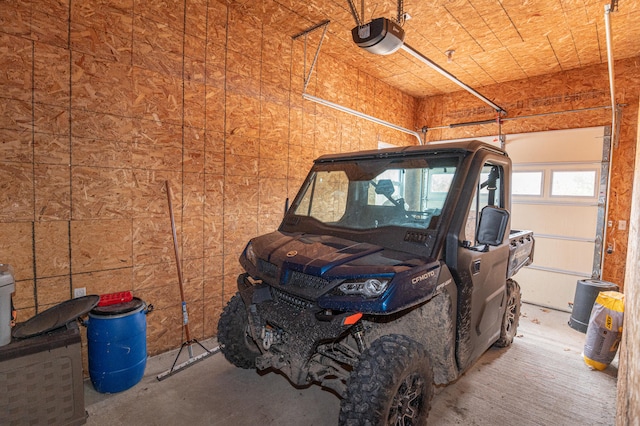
[363,287,458,385]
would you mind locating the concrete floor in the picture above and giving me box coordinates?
[84,303,618,425]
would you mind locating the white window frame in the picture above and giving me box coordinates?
[550,169,598,199]
[512,170,544,197]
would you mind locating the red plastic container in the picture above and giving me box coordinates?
[98,291,133,307]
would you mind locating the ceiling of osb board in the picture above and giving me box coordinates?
[252,0,640,98]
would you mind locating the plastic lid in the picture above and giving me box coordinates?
[12,295,100,339]
[90,297,144,316]
[582,279,618,289]
[0,264,14,287]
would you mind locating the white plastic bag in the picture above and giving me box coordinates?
[583,291,624,370]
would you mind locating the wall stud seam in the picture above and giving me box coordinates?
[67,1,75,303]
[201,0,210,327]
[221,3,230,303]
[29,39,39,311]
[180,0,187,341]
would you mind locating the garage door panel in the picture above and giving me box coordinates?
[516,268,580,311]
[442,128,605,312]
[529,238,594,273]
[511,204,598,238]
[506,127,604,163]
[508,127,605,311]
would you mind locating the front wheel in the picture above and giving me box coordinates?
[339,334,434,426]
[217,293,261,368]
[494,279,521,347]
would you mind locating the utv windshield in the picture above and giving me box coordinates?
[291,155,459,231]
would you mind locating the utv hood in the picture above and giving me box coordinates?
[240,231,442,314]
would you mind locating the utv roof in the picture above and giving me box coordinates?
[315,140,507,164]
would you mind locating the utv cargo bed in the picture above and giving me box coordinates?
[508,230,534,278]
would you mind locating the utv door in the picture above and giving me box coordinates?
[451,160,511,371]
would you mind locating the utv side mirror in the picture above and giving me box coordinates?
[476,206,509,246]
[375,179,395,197]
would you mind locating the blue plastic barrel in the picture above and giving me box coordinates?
[87,298,147,393]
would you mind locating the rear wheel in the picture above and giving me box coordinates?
[494,279,521,347]
[339,334,434,426]
[217,293,261,368]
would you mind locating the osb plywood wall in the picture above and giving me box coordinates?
[416,57,640,288]
[1,0,637,363]
[0,0,416,358]
[615,97,640,426]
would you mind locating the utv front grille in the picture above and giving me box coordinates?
[271,288,314,310]
[287,271,330,290]
[258,259,278,279]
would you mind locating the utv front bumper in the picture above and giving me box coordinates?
[237,273,361,386]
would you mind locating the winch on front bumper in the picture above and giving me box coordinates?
[237,274,364,393]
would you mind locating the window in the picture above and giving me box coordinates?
[291,156,459,231]
[513,171,543,196]
[295,171,349,222]
[551,170,597,197]
[430,173,454,193]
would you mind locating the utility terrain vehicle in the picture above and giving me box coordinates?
[218,140,534,425]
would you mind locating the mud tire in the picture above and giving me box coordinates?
[217,293,261,369]
[339,334,434,426]
[494,279,521,348]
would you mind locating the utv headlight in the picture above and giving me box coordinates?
[245,242,257,266]
[338,278,389,298]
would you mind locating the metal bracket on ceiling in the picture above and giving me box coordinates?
[292,19,423,145]
[396,0,406,26]
[292,19,331,40]
[346,0,364,27]
[292,20,331,94]
[497,113,506,150]
[610,0,619,12]
[348,0,406,27]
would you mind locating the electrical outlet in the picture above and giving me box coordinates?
[74,287,86,298]
[618,220,627,231]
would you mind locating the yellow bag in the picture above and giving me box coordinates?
[583,291,624,370]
